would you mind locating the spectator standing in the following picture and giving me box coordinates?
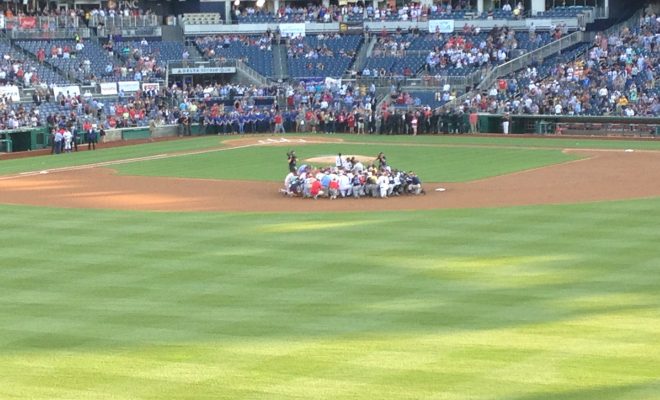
[502,112,510,134]
[469,110,479,133]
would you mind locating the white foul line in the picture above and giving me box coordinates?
[0,137,311,181]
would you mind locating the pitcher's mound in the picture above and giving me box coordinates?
[305,155,376,165]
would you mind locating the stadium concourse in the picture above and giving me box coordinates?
[0,1,656,143]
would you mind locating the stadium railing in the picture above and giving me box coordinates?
[97,26,162,38]
[8,28,91,40]
[89,14,160,28]
[2,15,81,30]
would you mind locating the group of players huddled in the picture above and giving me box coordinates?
[282,150,424,199]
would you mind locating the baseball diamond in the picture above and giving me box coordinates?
[1,133,660,399]
[1,0,659,397]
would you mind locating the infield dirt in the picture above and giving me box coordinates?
[1,137,660,212]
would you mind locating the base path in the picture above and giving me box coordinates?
[1,140,660,212]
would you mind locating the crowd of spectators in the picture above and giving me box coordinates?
[455,13,660,117]
[234,0,478,23]
[0,53,42,87]
[286,33,356,60]
[117,39,168,82]
[425,26,522,71]
[0,102,40,131]
[195,33,273,62]
[0,81,282,135]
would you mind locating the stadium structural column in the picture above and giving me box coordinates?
[530,0,545,16]
[477,0,483,14]
[225,1,232,24]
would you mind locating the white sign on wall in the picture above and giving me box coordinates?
[170,67,237,74]
[428,20,454,33]
[0,85,20,102]
[52,85,81,97]
[118,81,140,92]
[279,23,306,37]
[142,82,160,92]
[100,82,118,95]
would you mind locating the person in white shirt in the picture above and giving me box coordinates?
[554,103,562,114]
[63,129,73,153]
[352,160,364,174]
[338,172,351,197]
[377,173,390,198]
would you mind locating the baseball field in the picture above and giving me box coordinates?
[1,134,659,399]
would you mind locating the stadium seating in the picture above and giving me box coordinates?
[0,42,71,86]
[537,6,593,17]
[16,40,117,84]
[195,36,275,77]
[117,40,185,81]
[286,34,362,78]
[180,13,223,25]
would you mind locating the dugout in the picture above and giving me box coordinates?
[1,128,49,152]
[513,115,660,137]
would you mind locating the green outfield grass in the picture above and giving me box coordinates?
[1,135,660,399]
[1,200,659,399]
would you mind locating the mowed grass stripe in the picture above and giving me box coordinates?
[1,200,660,399]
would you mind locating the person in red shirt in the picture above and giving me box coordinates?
[273,113,284,134]
[469,109,479,134]
[498,79,507,93]
[310,179,323,199]
[336,112,345,133]
[328,178,339,199]
[347,113,355,134]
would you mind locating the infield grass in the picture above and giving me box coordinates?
[112,143,577,182]
[1,134,660,399]
[3,133,660,177]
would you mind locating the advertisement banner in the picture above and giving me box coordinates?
[324,77,342,90]
[428,19,454,33]
[52,85,81,98]
[118,81,140,92]
[0,85,20,102]
[141,82,160,92]
[100,82,118,95]
[528,19,552,28]
[279,23,306,37]
[170,66,236,74]
[19,16,36,29]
